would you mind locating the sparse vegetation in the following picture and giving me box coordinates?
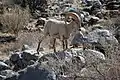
[0,6,30,34]
[0,0,120,80]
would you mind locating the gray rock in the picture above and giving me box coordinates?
[70,31,84,45]
[70,55,86,71]
[4,59,13,67]
[0,70,18,80]
[27,60,35,66]
[13,59,36,71]
[0,75,6,80]
[72,56,85,65]
[0,36,16,43]
[21,50,38,61]
[87,29,119,48]
[79,67,101,79]
[80,68,90,77]
[39,51,86,75]
[88,16,100,25]
[9,50,38,71]
[58,75,74,80]
[39,51,73,63]
[13,59,28,71]
[10,53,21,63]
[0,61,11,71]
[69,48,105,65]
[18,64,56,80]
[21,45,30,51]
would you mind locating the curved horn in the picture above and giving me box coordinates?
[65,12,81,27]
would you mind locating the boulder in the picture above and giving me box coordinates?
[83,49,105,65]
[10,53,21,63]
[0,75,6,80]
[21,50,38,61]
[9,45,39,71]
[35,19,45,26]
[87,29,119,48]
[88,16,100,25]
[0,36,16,43]
[18,64,56,80]
[13,59,28,71]
[0,70,18,80]
[13,60,35,71]
[0,61,11,71]
[79,67,104,80]
[80,68,90,77]
[4,59,13,67]
[69,48,105,65]
[39,51,73,63]
[39,50,86,75]
[27,60,35,66]
[21,45,30,51]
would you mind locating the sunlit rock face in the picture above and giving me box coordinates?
[69,48,105,65]
[87,29,119,48]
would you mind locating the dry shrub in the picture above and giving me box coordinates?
[0,6,30,34]
[106,66,120,80]
[101,16,120,27]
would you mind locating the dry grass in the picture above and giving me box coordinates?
[0,5,30,59]
[0,6,30,34]
[0,1,120,79]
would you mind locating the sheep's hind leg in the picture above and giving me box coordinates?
[62,36,66,50]
[53,38,56,52]
[65,39,68,49]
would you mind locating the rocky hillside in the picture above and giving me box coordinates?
[0,0,120,80]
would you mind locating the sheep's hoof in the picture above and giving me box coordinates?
[54,50,56,53]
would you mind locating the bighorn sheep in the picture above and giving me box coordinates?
[37,12,81,52]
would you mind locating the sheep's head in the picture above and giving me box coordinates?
[65,12,81,28]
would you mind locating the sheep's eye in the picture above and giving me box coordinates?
[72,18,75,21]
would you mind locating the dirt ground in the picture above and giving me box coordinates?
[0,30,69,60]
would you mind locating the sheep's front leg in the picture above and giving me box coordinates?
[37,40,42,53]
[37,35,46,53]
[62,39,65,50]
